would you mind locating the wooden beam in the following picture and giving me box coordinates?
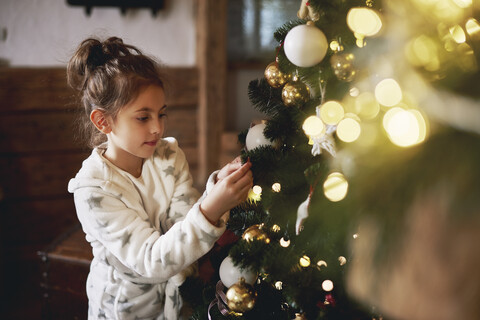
[196,0,227,181]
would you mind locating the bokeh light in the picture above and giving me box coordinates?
[322,280,334,292]
[337,118,361,142]
[300,255,311,267]
[320,101,345,125]
[323,172,349,202]
[302,115,325,137]
[354,92,380,120]
[383,107,427,147]
[346,7,382,37]
[272,183,282,192]
[375,78,403,107]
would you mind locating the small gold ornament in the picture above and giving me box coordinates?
[330,52,356,82]
[295,313,307,320]
[226,278,257,313]
[264,62,291,88]
[282,80,310,107]
[242,224,270,243]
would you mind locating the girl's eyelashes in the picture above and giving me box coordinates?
[136,113,167,122]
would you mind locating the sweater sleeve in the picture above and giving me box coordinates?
[74,185,225,282]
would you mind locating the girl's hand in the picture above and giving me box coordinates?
[200,161,253,225]
[216,156,242,182]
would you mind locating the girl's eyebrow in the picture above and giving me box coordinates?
[135,105,167,112]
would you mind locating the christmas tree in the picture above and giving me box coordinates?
[182,0,480,319]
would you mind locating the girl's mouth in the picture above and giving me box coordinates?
[144,140,158,146]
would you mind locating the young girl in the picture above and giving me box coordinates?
[67,37,253,320]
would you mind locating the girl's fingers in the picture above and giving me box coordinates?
[226,161,252,182]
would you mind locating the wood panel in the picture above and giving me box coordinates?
[196,0,227,181]
[0,67,198,112]
[0,106,197,154]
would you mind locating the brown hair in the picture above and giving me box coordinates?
[67,36,166,148]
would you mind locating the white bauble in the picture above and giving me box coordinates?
[283,23,328,68]
[245,123,273,151]
[219,256,257,288]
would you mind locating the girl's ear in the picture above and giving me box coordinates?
[90,109,112,134]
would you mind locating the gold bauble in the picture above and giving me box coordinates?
[330,52,356,82]
[264,62,291,88]
[226,278,257,313]
[282,80,310,107]
[242,224,270,243]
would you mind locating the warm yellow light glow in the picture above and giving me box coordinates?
[322,280,334,292]
[375,78,402,107]
[320,101,345,125]
[409,109,428,144]
[275,281,283,290]
[457,43,478,71]
[280,237,290,247]
[466,18,480,40]
[383,108,422,147]
[248,188,262,203]
[338,256,347,266]
[452,0,472,8]
[330,40,343,51]
[317,260,328,269]
[252,185,262,195]
[354,92,380,120]
[353,233,358,239]
[302,115,325,137]
[347,8,382,36]
[323,172,349,202]
[271,224,281,232]
[406,35,440,71]
[300,255,311,267]
[449,25,466,43]
[272,183,281,192]
[349,87,360,97]
[337,118,361,143]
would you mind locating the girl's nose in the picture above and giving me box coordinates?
[151,118,162,134]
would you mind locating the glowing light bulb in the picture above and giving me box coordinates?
[299,255,311,267]
[347,8,382,37]
[375,78,402,107]
[338,256,347,266]
[317,260,328,269]
[466,18,480,40]
[322,280,334,291]
[302,115,325,137]
[280,237,290,247]
[275,281,283,290]
[383,108,422,147]
[272,183,281,192]
[323,172,349,202]
[450,25,466,43]
[271,224,281,232]
[320,101,345,125]
[337,118,361,143]
[252,185,262,195]
[349,87,360,97]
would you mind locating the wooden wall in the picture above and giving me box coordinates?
[0,66,199,317]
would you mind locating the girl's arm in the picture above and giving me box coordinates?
[74,186,225,282]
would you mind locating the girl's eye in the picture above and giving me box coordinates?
[159,113,167,118]
[136,116,149,122]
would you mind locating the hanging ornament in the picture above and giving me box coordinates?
[282,77,310,107]
[330,52,356,82]
[297,0,320,21]
[226,278,257,313]
[264,62,291,88]
[245,123,274,151]
[219,256,258,288]
[283,21,328,68]
[242,224,270,243]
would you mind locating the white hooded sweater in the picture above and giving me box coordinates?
[68,137,226,320]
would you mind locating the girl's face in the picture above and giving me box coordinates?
[105,85,166,175]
